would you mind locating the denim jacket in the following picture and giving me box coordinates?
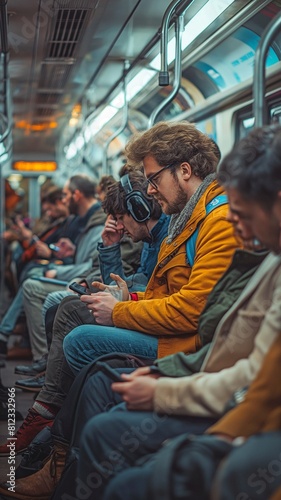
[98,213,169,291]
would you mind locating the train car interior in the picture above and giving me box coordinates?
[0,0,281,492]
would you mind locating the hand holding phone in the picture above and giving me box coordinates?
[95,361,124,382]
[69,282,91,296]
[49,243,60,252]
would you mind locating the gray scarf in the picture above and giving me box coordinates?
[167,173,217,243]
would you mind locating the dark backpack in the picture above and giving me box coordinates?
[147,433,232,500]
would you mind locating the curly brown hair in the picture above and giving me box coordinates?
[125,121,220,180]
[97,175,116,194]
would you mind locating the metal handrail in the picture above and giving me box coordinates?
[0,0,11,309]
[149,15,184,128]
[102,61,129,175]
[159,0,183,86]
[253,10,281,127]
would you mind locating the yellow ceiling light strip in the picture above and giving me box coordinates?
[13,161,57,172]
[15,121,57,131]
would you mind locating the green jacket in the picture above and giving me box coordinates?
[155,249,268,377]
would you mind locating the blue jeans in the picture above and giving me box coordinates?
[0,266,48,340]
[0,287,24,338]
[52,369,216,500]
[63,325,158,374]
[78,410,216,500]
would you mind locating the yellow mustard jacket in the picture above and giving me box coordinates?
[112,180,241,358]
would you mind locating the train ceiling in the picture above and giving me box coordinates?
[0,0,279,172]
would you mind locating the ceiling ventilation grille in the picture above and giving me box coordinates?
[35,108,56,117]
[36,93,63,106]
[47,9,89,59]
[34,5,93,121]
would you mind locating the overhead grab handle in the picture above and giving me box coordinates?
[149,15,184,128]
[253,9,281,127]
[159,0,193,86]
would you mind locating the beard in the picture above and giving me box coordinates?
[157,185,188,215]
[69,197,78,215]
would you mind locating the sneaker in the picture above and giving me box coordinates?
[15,354,48,376]
[16,427,53,479]
[0,408,54,457]
[15,374,45,392]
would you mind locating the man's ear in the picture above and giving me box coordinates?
[72,189,81,201]
[180,162,192,181]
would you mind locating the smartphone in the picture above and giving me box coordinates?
[69,282,91,296]
[49,243,60,252]
[149,365,160,375]
[95,361,124,382]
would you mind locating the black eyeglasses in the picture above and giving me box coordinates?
[146,162,177,190]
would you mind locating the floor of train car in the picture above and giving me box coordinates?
[0,288,35,481]
[0,359,34,482]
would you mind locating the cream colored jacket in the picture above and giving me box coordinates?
[154,253,281,417]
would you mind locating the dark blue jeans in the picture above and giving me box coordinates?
[70,371,217,500]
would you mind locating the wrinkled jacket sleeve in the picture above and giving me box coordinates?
[207,333,281,437]
[112,208,238,335]
[98,242,148,290]
[153,286,281,417]
[54,226,103,281]
[155,345,210,377]
[98,242,127,283]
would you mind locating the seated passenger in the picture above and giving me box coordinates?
[96,174,116,202]
[104,332,281,500]
[98,169,169,289]
[0,185,80,358]
[15,185,78,280]
[1,175,106,364]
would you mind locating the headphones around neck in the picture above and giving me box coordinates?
[120,174,151,223]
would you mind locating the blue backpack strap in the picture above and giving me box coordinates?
[186,195,228,267]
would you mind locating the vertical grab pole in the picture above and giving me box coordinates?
[253,10,281,127]
[102,61,129,176]
[0,0,12,309]
[159,0,193,86]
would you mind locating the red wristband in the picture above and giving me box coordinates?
[129,293,138,301]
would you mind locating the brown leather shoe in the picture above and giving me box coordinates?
[6,345,32,361]
[0,442,68,499]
